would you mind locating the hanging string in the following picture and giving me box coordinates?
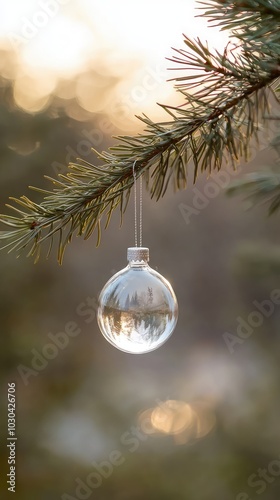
[132,161,138,247]
[139,174,143,247]
[132,161,143,248]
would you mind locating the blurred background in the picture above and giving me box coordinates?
[0,1,280,499]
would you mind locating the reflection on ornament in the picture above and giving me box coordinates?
[97,247,178,354]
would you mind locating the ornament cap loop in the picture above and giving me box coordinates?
[127,247,149,263]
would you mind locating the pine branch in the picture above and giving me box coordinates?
[227,170,280,214]
[200,0,280,47]
[227,131,280,214]
[0,0,280,262]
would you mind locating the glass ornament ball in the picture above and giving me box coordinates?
[97,247,178,354]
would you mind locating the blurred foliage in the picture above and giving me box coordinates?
[0,2,280,500]
[0,0,280,262]
[227,127,280,214]
[1,84,280,498]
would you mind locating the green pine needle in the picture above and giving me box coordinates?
[0,0,280,262]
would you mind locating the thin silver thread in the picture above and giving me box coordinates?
[133,161,137,247]
[132,161,143,248]
[139,174,143,247]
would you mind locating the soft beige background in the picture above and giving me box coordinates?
[0,2,280,499]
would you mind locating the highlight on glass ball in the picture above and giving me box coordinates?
[97,247,178,354]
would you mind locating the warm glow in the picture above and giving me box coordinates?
[174,401,216,445]
[138,399,216,444]
[13,68,56,111]
[151,400,195,435]
[0,0,230,121]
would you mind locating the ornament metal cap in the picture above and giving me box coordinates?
[127,247,149,263]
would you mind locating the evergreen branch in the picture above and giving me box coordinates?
[0,0,280,262]
[227,131,280,214]
[200,0,280,52]
[227,170,280,214]
[200,0,280,101]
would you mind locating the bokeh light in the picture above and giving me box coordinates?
[2,3,278,499]
[138,399,216,445]
[0,0,230,122]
